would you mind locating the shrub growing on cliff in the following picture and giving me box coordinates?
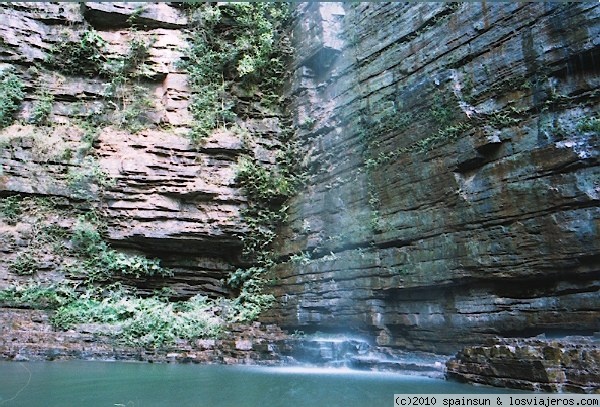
[102,31,155,133]
[181,3,292,140]
[0,69,24,129]
[70,217,173,282]
[0,195,22,224]
[66,156,116,199]
[47,30,106,77]
[52,292,222,348]
[29,88,54,126]
[236,157,295,205]
[226,266,274,322]
[0,281,74,309]
[8,253,39,276]
[577,116,600,133]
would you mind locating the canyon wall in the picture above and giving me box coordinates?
[0,3,284,298]
[0,2,599,357]
[267,2,600,353]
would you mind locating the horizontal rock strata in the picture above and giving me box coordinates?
[267,2,600,353]
[0,308,291,365]
[446,337,600,393]
[0,3,284,298]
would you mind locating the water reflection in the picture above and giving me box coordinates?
[0,361,523,407]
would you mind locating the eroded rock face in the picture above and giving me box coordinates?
[446,337,600,393]
[0,3,283,298]
[266,3,600,353]
[1,2,599,367]
[0,308,292,364]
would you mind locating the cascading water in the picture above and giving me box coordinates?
[284,334,447,378]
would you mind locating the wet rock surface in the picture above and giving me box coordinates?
[446,337,600,393]
[0,308,447,376]
[0,2,599,390]
[267,2,600,355]
[284,333,446,377]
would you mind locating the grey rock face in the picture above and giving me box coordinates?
[446,337,600,393]
[0,1,599,367]
[267,2,600,353]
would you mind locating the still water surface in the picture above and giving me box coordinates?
[0,361,521,407]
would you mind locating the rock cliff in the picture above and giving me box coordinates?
[0,1,599,366]
[266,2,600,354]
[0,2,284,298]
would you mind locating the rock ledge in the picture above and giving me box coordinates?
[446,337,600,393]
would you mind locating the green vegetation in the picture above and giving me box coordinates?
[0,279,222,348]
[0,69,25,129]
[230,123,301,321]
[52,290,222,348]
[2,196,170,283]
[181,3,291,141]
[46,28,153,133]
[68,216,172,282]
[226,266,275,322]
[0,195,209,348]
[66,156,116,199]
[2,196,68,276]
[231,152,301,321]
[0,281,74,309]
[102,31,155,133]
[30,88,54,126]
[175,3,298,321]
[236,157,295,205]
[429,93,456,127]
[577,116,600,133]
[0,195,22,225]
[76,116,103,157]
[0,3,298,343]
[8,253,39,276]
[368,191,383,232]
[289,251,312,265]
[47,30,106,77]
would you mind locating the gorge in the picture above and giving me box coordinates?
[0,2,599,395]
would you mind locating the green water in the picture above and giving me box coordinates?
[0,361,521,407]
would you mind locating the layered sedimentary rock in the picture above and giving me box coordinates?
[446,337,600,393]
[0,308,291,364]
[0,3,283,297]
[267,3,600,353]
[1,1,599,368]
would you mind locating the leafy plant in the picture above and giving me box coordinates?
[0,69,25,129]
[0,195,22,224]
[236,157,295,205]
[101,251,172,279]
[30,88,54,126]
[103,31,155,133]
[181,3,291,141]
[52,292,222,348]
[66,156,115,199]
[289,251,312,265]
[227,267,274,322]
[70,217,172,283]
[430,93,456,127]
[8,253,39,276]
[71,217,106,257]
[47,30,106,77]
[0,281,74,309]
[577,116,600,133]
